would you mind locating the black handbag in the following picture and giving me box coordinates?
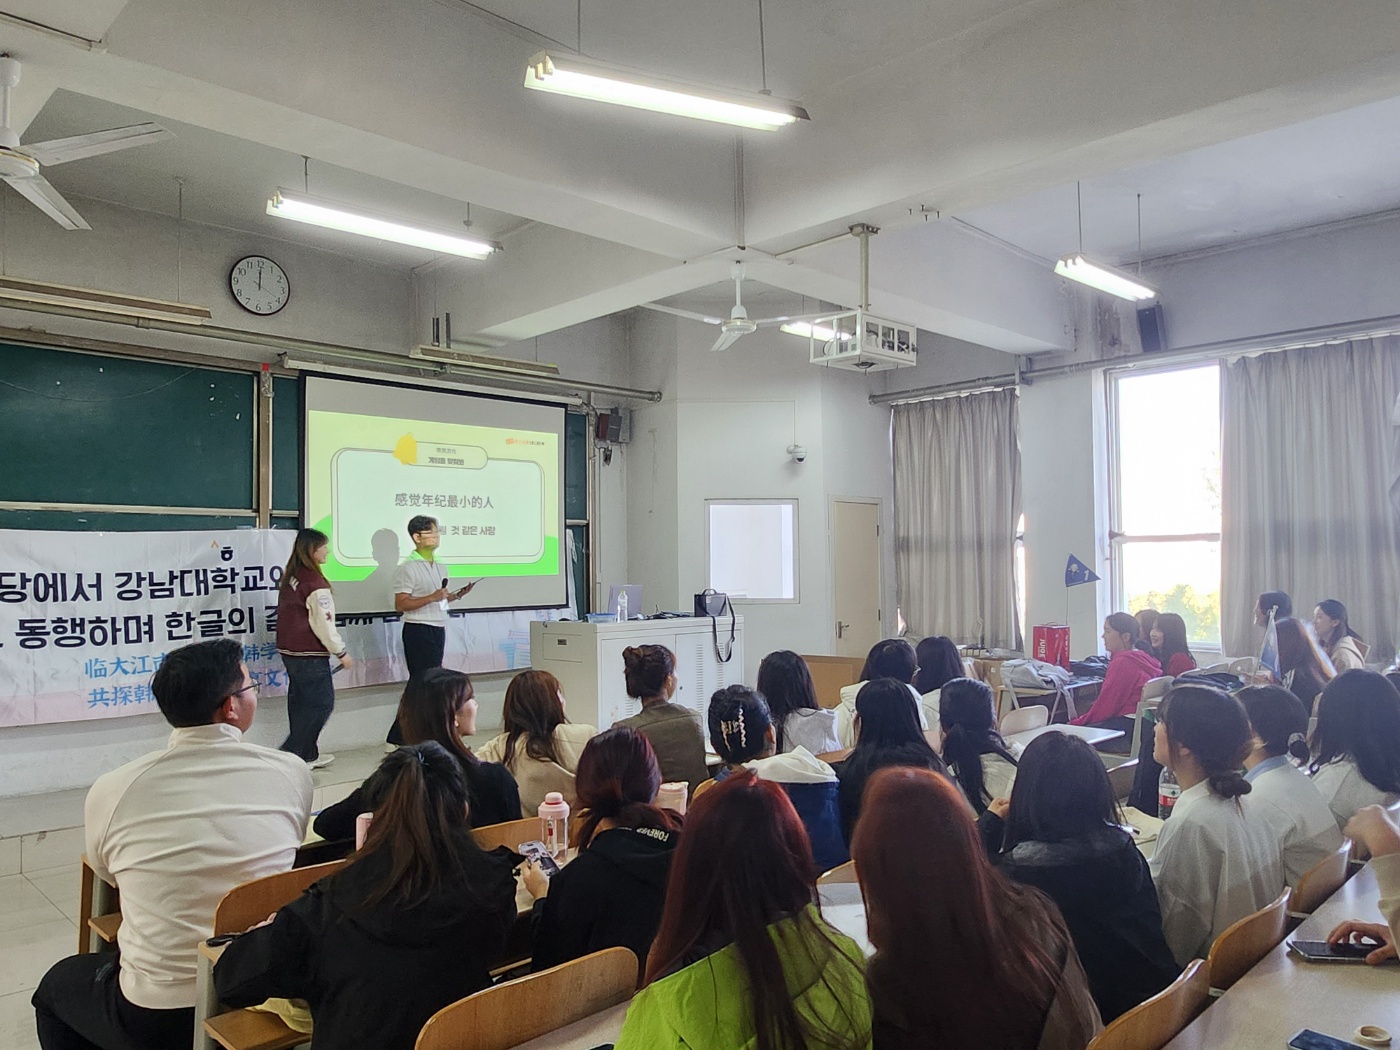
[693,589,736,662]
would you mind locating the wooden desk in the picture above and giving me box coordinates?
[1004,723,1123,751]
[1165,862,1400,1049]
[509,1001,629,1049]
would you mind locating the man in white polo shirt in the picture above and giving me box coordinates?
[33,638,312,1050]
[384,514,476,745]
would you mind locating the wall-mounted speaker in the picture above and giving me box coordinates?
[595,408,632,444]
[1137,303,1167,354]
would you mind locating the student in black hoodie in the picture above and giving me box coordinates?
[523,727,682,981]
[978,731,1179,1022]
[214,743,517,1050]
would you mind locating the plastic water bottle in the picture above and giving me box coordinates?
[539,791,571,858]
[1158,767,1180,820]
[657,782,689,816]
[616,589,628,623]
[355,812,373,850]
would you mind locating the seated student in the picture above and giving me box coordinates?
[524,727,683,980]
[1314,599,1368,672]
[853,766,1102,1048]
[938,677,1018,814]
[1328,805,1400,965]
[1134,608,1160,655]
[757,649,841,756]
[478,669,596,816]
[214,743,517,1050]
[838,678,951,844]
[1070,613,1162,733]
[1239,686,1344,887]
[1151,612,1197,678]
[614,773,871,1050]
[836,638,929,747]
[1255,590,1293,627]
[913,635,964,724]
[696,686,846,871]
[315,668,519,842]
[1275,616,1334,714]
[978,733,1177,1024]
[1150,684,1285,965]
[613,644,709,793]
[1309,670,1400,830]
[33,640,312,1050]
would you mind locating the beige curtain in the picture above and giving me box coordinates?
[1221,336,1400,661]
[892,388,1022,649]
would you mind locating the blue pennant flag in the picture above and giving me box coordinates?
[1065,554,1101,588]
[1260,610,1281,679]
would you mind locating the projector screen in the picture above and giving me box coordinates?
[303,375,567,614]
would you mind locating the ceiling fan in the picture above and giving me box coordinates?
[641,262,827,352]
[0,55,174,230]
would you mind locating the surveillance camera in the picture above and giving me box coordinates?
[787,444,808,463]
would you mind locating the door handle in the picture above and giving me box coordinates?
[837,621,850,638]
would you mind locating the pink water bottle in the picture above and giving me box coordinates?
[539,792,570,858]
[355,812,373,850]
[657,782,688,815]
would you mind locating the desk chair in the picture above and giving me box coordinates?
[1205,889,1291,994]
[1290,839,1352,921]
[473,817,542,853]
[1086,959,1208,1050]
[415,946,636,1050]
[1000,705,1048,736]
[1106,758,1138,802]
[817,860,858,886]
[78,855,120,955]
[1127,677,1173,769]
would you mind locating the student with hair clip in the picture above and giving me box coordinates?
[1150,684,1285,965]
[613,772,871,1050]
[276,527,351,767]
[1275,616,1334,714]
[913,635,964,722]
[854,766,1102,1048]
[1238,686,1344,886]
[524,728,683,979]
[1071,613,1161,732]
[938,677,1018,814]
[1313,599,1368,672]
[313,668,519,843]
[213,743,517,1050]
[1149,612,1197,678]
[979,733,1176,1024]
[479,669,595,815]
[1309,669,1400,829]
[836,638,928,747]
[756,650,841,756]
[613,644,708,792]
[697,686,846,871]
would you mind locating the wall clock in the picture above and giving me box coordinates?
[229,255,290,316]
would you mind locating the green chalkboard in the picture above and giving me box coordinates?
[272,376,301,512]
[0,342,255,511]
[565,410,587,521]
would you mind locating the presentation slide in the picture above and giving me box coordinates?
[303,375,567,614]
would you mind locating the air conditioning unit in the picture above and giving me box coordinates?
[807,309,917,371]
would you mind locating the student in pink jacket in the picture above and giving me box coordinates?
[1071,613,1162,733]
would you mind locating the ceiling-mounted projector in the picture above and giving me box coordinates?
[805,308,917,371]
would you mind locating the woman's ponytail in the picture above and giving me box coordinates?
[1208,770,1252,799]
[1161,684,1254,803]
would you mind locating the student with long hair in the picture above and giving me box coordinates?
[1150,685,1284,964]
[1070,613,1161,731]
[854,767,1101,1048]
[1309,670,1400,829]
[214,743,517,1050]
[314,668,519,842]
[838,678,950,843]
[938,677,1018,813]
[524,728,683,979]
[276,527,351,767]
[614,773,871,1050]
[1255,590,1293,627]
[1238,686,1343,886]
[757,650,840,755]
[1275,616,1334,714]
[1134,609,1160,655]
[479,669,595,815]
[1313,599,1368,672]
[613,645,708,792]
[981,733,1176,1023]
[836,638,927,747]
[1149,612,1196,678]
[913,635,964,721]
[697,686,846,871]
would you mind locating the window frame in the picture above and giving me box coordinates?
[704,497,800,604]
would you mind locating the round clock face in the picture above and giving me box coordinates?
[229,255,290,315]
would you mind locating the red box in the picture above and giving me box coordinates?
[1032,624,1070,669]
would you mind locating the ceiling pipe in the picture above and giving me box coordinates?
[0,10,106,50]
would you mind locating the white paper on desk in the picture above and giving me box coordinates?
[1121,806,1164,843]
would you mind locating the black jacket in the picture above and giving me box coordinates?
[981,816,1179,1022]
[530,825,679,980]
[838,743,946,844]
[314,754,520,842]
[214,838,517,1050]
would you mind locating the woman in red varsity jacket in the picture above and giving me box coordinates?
[276,528,351,768]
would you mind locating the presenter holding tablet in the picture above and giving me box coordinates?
[386,515,477,746]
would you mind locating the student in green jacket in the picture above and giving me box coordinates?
[614,771,872,1050]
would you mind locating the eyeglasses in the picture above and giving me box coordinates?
[230,682,260,700]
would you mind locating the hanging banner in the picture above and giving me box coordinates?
[0,529,560,728]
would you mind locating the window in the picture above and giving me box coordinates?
[706,499,798,602]
[1110,364,1221,648]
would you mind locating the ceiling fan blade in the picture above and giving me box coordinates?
[8,176,90,230]
[708,328,747,353]
[638,302,724,325]
[753,312,833,327]
[18,123,173,167]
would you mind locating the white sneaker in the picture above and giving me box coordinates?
[307,753,335,770]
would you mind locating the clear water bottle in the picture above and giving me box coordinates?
[538,791,571,858]
[1158,766,1181,820]
[616,589,628,622]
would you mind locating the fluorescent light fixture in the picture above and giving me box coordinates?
[524,51,809,131]
[1054,253,1156,301]
[409,344,559,376]
[266,189,500,260]
[0,275,211,324]
[780,320,851,341]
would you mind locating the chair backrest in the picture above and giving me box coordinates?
[415,946,636,1050]
[816,860,858,885]
[1205,888,1291,991]
[1293,839,1352,915]
[1000,705,1049,735]
[1087,959,1209,1050]
[1128,696,1164,765]
[213,860,345,936]
[1107,758,1138,801]
[472,816,541,853]
[1142,676,1174,701]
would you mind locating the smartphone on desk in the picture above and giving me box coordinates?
[1288,939,1382,963]
[519,840,561,877]
[1289,1029,1366,1050]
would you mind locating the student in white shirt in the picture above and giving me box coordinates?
[1238,686,1344,887]
[938,677,1018,814]
[1150,683,1285,965]
[1328,805,1400,965]
[836,638,928,747]
[756,649,841,756]
[1313,599,1368,672]
[33,639,312,1050]
[1309,670,1400,830]
[913,635,965,726]
[478,669,596,815]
